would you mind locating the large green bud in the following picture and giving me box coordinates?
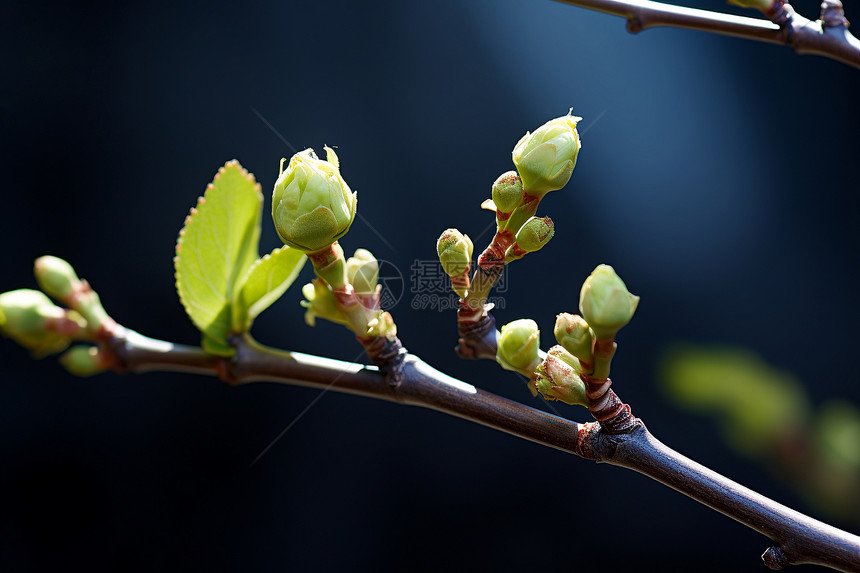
[531,345,588,406]
[34,256,81,301]
[579,264,639,340]
[272,147,357,253]
[0,289,80,356]
[512,112,582,196]
[496,318,541,373]
[436,229,473,278]
[345,248,379,296]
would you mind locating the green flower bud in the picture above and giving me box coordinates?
[346,248,379,296]
[496,318,541,373]
[301,279,347,327]
[553,313,594,366]
[491,171,524,214]
[60,345,109,377]
[0,289,72,356]
[272,147,357,253]
[504,216,554,264]
[579,264,639,340]
[512,112,582,196]
[34,256,81,301]
[516,216,554,252]
[532,346,589,406]
[437,229,473,278]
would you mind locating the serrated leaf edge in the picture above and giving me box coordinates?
[174,159,263,346]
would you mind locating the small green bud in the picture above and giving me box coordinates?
[532,346,589,406]
[0,289,71,356]
[504,217,554,263]
[301,279,347,327]
[516,216,554,252]
[366,310,397,340]
[579,264,639,340]
[512,112,582,196]
[60,345,109,377]
[491,171,524,214]
[553,313,594,366]
[437,229,473,278]
[496,318,541,373]
[272,147,357,253]
[34,256,81,301]
[545,344,584,372]
[346,248,379,296]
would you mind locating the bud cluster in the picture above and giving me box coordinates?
[1,257,114,377]
[436,112,582,306]
[523,265,638,404]
[300,246,397,340]
[270,147,396,341]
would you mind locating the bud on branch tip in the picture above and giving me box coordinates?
[579,264,639,341]
[272,147,357,253]
[437,228,473,298]
[496,318,541,373]
[512,111,582,197]
[0,289,78,357]
[34,256,82,301]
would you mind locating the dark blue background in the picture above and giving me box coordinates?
[1,1,858,571]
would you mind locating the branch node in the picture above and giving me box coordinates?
[768,1,792,26]
[456,313,497,360]
[762,545,789,570]
[821,0,850,29]
[104,327,129,374]
[361,335,407,390]
[626,17,643,34]
[216,356,240,386]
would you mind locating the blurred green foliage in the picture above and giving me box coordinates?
[661,345,860,526]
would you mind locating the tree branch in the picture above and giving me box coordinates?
[109,326,860,571]
[551,0,860,69]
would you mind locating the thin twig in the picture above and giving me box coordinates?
[110,327,860,571]
[551,0,860,69]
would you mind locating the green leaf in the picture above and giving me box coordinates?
[233,246,307,331]
[175,160,263,354]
